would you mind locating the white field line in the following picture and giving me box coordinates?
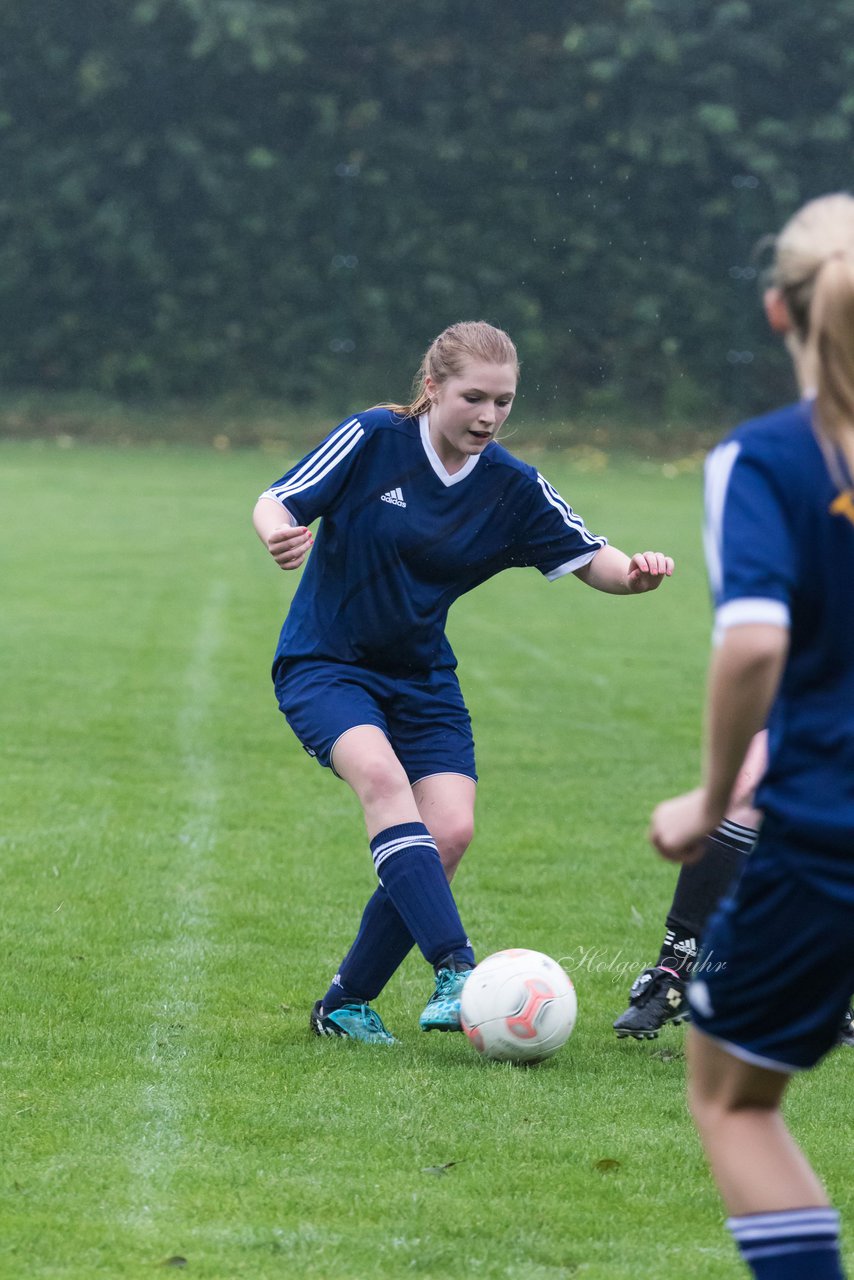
[125,577,227,1236]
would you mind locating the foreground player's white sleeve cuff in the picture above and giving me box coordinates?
[545,547,603,581]
[712,597,790,645]
[258,491,298,524]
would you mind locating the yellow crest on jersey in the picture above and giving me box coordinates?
[829,489,854,526]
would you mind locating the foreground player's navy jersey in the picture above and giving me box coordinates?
[704,399,854,878]
[261,408,606,675]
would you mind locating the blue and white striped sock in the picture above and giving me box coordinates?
[727,1207,844,1278]
[371,822,474,970]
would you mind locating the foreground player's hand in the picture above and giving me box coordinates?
[649,788,715,864]
[266,523,313,570]
[626,551,674,593]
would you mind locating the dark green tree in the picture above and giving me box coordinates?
[1,0,853,420]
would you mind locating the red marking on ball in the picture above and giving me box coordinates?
[505,978,554,1040]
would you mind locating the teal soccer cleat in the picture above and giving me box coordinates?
[419,963,473,1032]
[310,1000,397,1044]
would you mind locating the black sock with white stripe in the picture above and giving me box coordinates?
[371,822,474,970]
[658,819,757,974]
[727,1207,844,1278]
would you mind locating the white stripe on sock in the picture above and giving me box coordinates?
[371,833,439,872]
[727,1208,840,1241]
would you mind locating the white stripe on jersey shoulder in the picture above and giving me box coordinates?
[703,440,741,598]
[418,414,481,486]
[714,597,791,632]
[536,473,602,546]
[264,418,365,505]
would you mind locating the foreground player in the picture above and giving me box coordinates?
[255,320,674,1044]
[651,194,854,1279]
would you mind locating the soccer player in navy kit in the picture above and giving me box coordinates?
[651,194,854,1279]
[255,321,674,1044]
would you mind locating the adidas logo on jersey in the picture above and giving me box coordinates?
[380,487,407,507]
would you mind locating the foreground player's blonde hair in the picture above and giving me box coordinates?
[772,193,854,444]
[382,321,519,419]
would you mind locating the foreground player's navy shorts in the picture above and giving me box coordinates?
[274,658,477,784]
[688,824,854,1072]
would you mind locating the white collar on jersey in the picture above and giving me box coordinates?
[419,413,481,486]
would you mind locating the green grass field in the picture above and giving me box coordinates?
[2,439,851,1279]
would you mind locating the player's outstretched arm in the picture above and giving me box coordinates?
[574,545,674,595]
[253,496,313,571]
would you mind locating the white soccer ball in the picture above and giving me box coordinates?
[460,948,577,1063]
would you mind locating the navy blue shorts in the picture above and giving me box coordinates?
[688,826,854,1072]
[274,659,477,785]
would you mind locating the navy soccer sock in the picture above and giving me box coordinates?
[322,885,415,1012]
[371,823,474,970]
[658,819,757,975]
[727,1208,845,1278]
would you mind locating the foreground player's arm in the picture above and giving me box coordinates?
[574,545,674,594]
[253,496,313,571]
[650,623,788,862]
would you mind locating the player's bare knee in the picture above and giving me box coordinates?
[356,758,411,810]
[689,1070,781,1133]
[687,1083,748,1141]
[433,816,474,877]
[437,843,466,880]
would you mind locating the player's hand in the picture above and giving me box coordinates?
[266,523,313,570]
[649,788,716,864]
[626,551,674,593]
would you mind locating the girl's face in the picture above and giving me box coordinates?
[426,360,517,471]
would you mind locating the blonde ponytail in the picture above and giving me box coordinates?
[772,193,854,446]
[809,254,854,444]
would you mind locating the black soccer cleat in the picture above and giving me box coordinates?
[613,966,689,1040]
[837,1006,854,1050]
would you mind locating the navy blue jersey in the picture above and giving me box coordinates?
[703,399,854,877]
[261,408,606,675]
